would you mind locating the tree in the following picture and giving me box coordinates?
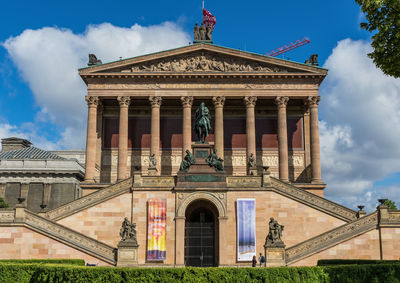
[384,198,397,209]
[0,197,8,208]
[356,0,400,77]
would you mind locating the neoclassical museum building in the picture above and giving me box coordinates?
[1,38,399,267]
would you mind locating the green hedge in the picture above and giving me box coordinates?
[318,259,400,266]
[0,259,85,265]
[0,264,400,283]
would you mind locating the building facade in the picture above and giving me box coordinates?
[0,43,399,267]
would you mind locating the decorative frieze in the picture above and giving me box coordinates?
[129,53,286,73]
[0,210,15,222]
[226,176,262,188]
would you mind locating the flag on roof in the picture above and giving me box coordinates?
[202,8,216,28]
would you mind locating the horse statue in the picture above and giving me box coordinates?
[194,102,212,143]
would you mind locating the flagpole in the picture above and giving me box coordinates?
[202,0,204,10]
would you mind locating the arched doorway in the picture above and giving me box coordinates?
[184,199,219,267]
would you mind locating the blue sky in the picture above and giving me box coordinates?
[1,0,399,211]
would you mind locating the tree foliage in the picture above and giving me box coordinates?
[0,197,8,208]
[384,198,398,209]
[356,0,400,77]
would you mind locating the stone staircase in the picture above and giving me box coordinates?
[0,209,116,265]
[285,211,379,264]
[45,177,132,221]
[270,177,358,222]
[24,210,116,264]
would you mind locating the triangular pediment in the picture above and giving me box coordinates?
[79,44,327,75]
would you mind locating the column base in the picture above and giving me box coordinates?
[82,179,96,184]
[264,245,286,267]
[311,178,324,184]
[117,240,139,267]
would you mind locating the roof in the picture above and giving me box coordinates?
[79,43,328,75]
[0,147,65,160]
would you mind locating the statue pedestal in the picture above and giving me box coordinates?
[264,244,286,267]
[248,167,258,176]
[147,167,158,176]
[176,143,226,188]
[117,240,139,267]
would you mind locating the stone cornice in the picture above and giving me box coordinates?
[79,44,327,75]
[286,212,379,264]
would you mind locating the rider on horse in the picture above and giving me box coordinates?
[194,102,212,143]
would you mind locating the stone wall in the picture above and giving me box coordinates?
[221,191,345,265]
[58,193,132,247]
[290,229,381,266]
[0,226,111,266]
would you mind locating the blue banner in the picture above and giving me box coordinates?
[237,199,256,261]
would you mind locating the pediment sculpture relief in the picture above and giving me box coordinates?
[129,53,287,73]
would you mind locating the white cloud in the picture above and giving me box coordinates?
[2,22,190,149]
[319,39,400,211]
[0,123,57,150]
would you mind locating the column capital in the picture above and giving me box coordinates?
[149,96,162,107]
[275,96,289,108]
[212,96,226,108]
[85,96,99,107]
[117,96,131,107]
[305,96,320,108]
[180,96,194,107]
[243,96,257,107]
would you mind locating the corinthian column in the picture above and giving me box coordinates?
[212,96,225,159]
[306,96,322,183]
[180,96,194,156]
[244,96,257,165]
[275,96,289,182]
[117,96,131,181]
[149,96,162,173]
[84,96,99,182]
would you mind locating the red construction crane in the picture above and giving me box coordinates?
[265,37,311,57]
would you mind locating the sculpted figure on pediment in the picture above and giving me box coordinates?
[129,53,284,73]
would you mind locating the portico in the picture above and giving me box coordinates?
[80,43,326,194]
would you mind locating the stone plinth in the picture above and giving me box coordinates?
[176,143,226,187]
[264,245,286,267]
[147,167,158,176]
[117,240,139,267]
[248,168,258,176]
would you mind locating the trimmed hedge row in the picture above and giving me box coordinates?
[318,259,400,266]
[1,264,400,283]
[0,259,85,265]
